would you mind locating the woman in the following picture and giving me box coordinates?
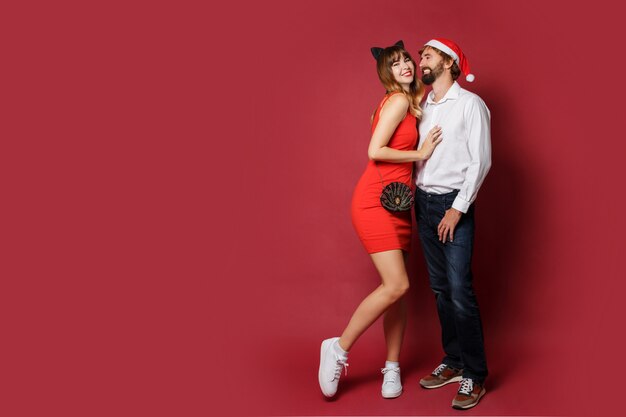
[318,41,442,399]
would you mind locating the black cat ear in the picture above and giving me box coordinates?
[370,47,384,60]
[395,40,404,48]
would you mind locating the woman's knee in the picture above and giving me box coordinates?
[384,280,410,301]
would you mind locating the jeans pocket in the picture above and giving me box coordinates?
[444,190,460,211]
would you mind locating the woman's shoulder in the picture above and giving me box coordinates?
[385,91,409,103]
[380,92,409,113]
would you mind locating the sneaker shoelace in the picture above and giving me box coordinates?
[432,363,448,376]
[332,357,349,381]
[381,367,400,385]
[458,378,474,396]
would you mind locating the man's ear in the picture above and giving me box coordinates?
[443,57,454,70]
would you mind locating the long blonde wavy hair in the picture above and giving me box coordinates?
[374,45,425,120]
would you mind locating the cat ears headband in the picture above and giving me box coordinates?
[371,40,404,60]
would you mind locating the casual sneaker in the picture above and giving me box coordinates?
[451,378,486,410]
[419,363,463,389]
[381,366,402,398]
[318,337,349,397]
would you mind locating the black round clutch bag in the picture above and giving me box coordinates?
[380,182,414,212]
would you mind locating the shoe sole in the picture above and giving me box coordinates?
[419,375,462,389]
[451,387,486,410]
[381,388,402,398]
[318,339,335,397]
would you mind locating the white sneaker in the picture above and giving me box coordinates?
[318,337,348,397]
[381,366,402,398]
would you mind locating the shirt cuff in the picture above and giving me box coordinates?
[452,197,470,214]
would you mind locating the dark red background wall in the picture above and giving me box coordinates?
[2,0,625,416]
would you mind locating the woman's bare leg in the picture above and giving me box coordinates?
[338,249,409,352]
[383,298,407,362]
[383,252,409,361]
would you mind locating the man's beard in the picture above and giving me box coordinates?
[421,62,444,85]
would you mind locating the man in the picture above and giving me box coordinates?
[414,38,491,410]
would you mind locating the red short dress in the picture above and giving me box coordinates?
[351,93,418,254]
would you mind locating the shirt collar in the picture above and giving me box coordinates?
[426,81,460,104]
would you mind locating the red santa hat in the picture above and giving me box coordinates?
[423,38,475,82]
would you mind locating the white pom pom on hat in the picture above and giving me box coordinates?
[423,38,475,82]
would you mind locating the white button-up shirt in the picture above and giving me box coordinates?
[416,82,492,213]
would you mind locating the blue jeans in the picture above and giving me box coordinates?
[415,188,488,384]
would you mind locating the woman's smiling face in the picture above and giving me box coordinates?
[391,54,415,88]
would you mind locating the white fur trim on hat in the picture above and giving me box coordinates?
[424,39,459,63]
